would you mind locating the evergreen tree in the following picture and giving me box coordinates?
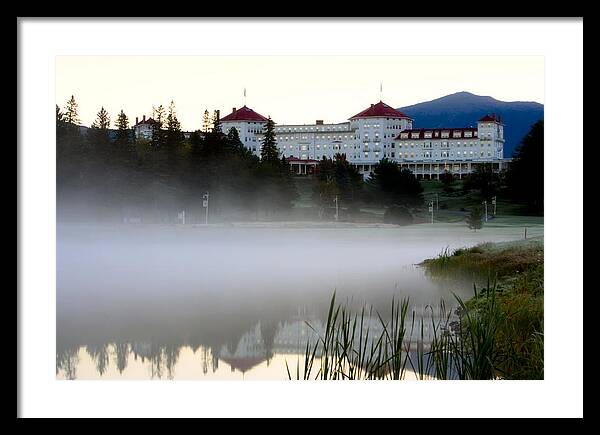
[227,127,242,148]
[56,104,64,123]
[151,105,166,147]
[333,153,363,205]
[505,120,544,213]
[64,95,80,125]
[463,163,499,198]
[202,110,211,133]
[166,100,183,146]
[439,170,455,192]
[260,117,279,164]
[89,106,111,146]
[115,109,130,146]
[56,104,67,139]
[466,206,484,231]
[212,110,221,134]
[368,158,423,206]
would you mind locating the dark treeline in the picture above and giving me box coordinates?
[57,96,428,224]
[56,96,297,223]
[312,155,424,223]
[448,120,543,214]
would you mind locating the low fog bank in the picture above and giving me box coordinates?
[57,223,537,350]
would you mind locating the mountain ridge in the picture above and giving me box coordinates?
[397,91,543,157]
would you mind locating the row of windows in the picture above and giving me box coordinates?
[398,151,493,159]
[279,135,355,141]
[275,125,350,132]
[397,142,492,148]
[281,144,351,151]
[400,131,478,139]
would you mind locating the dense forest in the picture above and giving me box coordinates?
[56,98,297,223]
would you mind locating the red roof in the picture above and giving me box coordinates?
[135,117,156,126]
[349,101,411,120]
[394,128,478,141]
[220,105,269,123]
[478,114,501,122]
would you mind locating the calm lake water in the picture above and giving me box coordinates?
[56,222,543,380]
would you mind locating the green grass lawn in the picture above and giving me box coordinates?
[291,177,543,225]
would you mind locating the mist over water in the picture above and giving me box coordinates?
[56,222,542,379]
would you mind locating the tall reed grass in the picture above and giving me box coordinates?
[287,239,544,380]
[286,281,508,380]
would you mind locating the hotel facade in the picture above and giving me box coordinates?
[138,100,507,178]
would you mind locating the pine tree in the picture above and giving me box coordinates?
[152,104,166,147]
[89,106,111,146]
[166,100,183,146]
[505,120,544,212]
[227,127,242,147]
[212,110,221,134]
[56,104,64,123]
[56,104,67,139]
[115,110,130,146]
[466,206,484,232]
[202,110,211,133]
[368,158,423,206]
[64,95,80,125]
[260,117,279,164]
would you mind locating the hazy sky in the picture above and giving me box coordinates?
[56,56,544,131]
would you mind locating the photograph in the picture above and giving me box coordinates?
[55,55,545,381]
[18,18,583,419]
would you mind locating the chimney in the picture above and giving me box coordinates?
[316,120,323,125]
[143,115,146,122]
[232,107,236,113]
[136,116,139,125]
[371,104,374,107]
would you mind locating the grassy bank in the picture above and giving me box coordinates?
[422,238,544,379]
[288,238,544,380]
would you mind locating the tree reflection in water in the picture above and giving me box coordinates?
[57,345,80,380]
[86,343,110,376]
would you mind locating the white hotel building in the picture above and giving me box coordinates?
[217,101,506,178]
